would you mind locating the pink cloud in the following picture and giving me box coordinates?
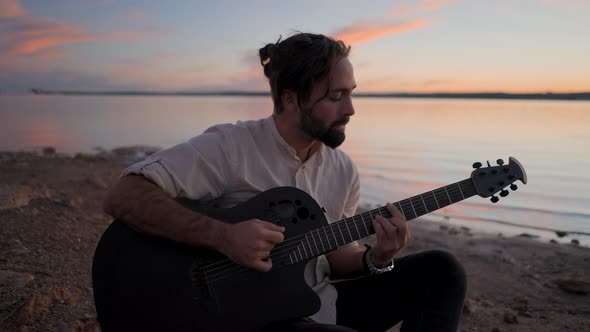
[0,18,98,60]
[391,0,458,17]
[0,0,25,18]
[0,0,162,61]
[329,0,456,46]
[333,19,429,45]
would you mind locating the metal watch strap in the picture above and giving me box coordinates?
[363,245,394,275]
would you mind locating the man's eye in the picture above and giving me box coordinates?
[329,91,343,100]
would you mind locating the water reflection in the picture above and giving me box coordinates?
[1,95,589,243]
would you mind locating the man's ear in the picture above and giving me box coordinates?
[281,90,299,113]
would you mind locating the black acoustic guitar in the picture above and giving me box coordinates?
[92,157,527,331]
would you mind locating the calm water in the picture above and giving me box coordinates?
[1,95,590,245]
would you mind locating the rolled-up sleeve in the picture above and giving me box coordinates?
[121,124,235,199]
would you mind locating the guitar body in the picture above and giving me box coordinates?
[92,187,325,332]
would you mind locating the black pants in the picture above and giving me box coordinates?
[264,250,467,332]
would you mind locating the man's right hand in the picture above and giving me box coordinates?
[217,219,285,272]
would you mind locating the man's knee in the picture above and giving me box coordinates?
[422,250,467,289]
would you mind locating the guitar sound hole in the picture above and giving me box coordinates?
[297,207,310,219]
[275,201,296,219]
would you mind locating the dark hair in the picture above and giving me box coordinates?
[259,32,351,114]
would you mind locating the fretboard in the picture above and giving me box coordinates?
[286,178,476,264]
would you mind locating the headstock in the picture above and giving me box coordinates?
[471,157,527,203]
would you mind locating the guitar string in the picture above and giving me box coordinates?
[198,183,473,284]
[198,181,473,282]
[199,182,472,283]
[199,179,472,274]
[200,185,472,285]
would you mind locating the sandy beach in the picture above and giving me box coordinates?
[0,148,588,332]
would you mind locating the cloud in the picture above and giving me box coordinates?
[391,0,458,17]
[333,19,429,45]
[0,17,98,58]
[331,0,457,46]
[0,0,162,61]
[0,0,25,18]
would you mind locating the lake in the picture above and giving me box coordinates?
[1,95,589,245]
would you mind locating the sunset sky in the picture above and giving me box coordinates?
[1,0,589,93]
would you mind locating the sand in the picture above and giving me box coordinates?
[0,148,588,332]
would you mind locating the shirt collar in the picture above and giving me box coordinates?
[264,116,324,168]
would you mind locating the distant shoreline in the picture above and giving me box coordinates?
[29,89,590,101]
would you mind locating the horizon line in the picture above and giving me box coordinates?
[26,89,590,101]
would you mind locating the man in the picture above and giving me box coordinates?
[103,33,466,331]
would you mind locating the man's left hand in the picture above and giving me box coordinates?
[370,203,410,267]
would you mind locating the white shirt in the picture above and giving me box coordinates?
[121,115,360,324]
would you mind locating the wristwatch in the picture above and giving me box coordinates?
[362,245,395,275]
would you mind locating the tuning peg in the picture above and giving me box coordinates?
[510,184,518,191]
[500,190,509,197]
[491,195,499,203]
[497,159,504,165]
[472,162,482,169]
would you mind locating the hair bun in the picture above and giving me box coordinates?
[259,43,277,65]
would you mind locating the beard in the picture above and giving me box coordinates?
[300,107,349,148]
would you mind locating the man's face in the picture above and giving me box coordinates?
[299,57,356,148]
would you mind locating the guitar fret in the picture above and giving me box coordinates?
[394,202,406,218]
[311,230,326,254]
[319,228,327,252]
[336,222,345,245]
[437,188,450,206]
[301,237,309,258]
[305,234,315,256]
[461,180,474,197]
[363,212,371,235]
[414,196,428,216]
[443,186,452,203]
[318,227,332,251]
[297,246,303,261]
[457,183,465,199]
[344,219,353,242]
[403,200,413,219]
[408,199,417,218]
[323,227,333,250]
[431,191,440,209]
[329,226,339,247]
[323,227,331,248]
[420,195,429,213]
[353,217,362,238]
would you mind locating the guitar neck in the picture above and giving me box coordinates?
[288,179,476,263]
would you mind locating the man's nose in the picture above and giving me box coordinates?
[345,97,355,116]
